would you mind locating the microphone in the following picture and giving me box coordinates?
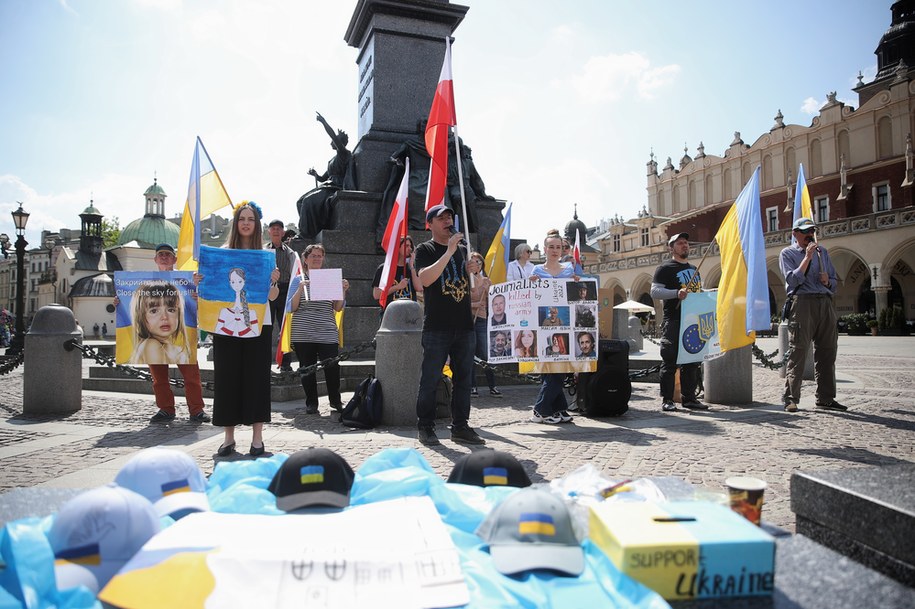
[448,225,467,246]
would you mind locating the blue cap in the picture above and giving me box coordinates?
[155,243,176,254]
[425,204,454,223]
[114,447,210,519]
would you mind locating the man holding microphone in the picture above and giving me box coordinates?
[779,218,846,413]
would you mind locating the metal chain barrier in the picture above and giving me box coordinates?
[0,351,24,375]
[751,344,788,370]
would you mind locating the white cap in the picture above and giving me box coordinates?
[115,447,209,519]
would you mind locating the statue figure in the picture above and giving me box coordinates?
[297,112,356,239]
[447,144,494,235]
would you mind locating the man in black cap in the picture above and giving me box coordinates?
[779,218,845,413]
[650,233,706,412]
[413,204,485,447]
[265,220,297,371]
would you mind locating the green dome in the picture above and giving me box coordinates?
[81,204,102,216]
[117,215,180,248]
[144,179,167,197]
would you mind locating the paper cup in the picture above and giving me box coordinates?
[725,476,767,525]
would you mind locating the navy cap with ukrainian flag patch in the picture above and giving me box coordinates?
[268,448,355,511]
[447,450,532,488]
[475,487,584,576]
[114,447,210,520]
[48,485,161,593]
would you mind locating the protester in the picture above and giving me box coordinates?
[413,204,485,446]
[290,244,349,415]
[468,251,501,398]
[506,243,534,280]
[202,202,279,457]
[779,218,845,413]
[650,233,706,412]
[372,235,421,307]
[266,219,298,371]
[529,230,577,424]
[136,244,210,423]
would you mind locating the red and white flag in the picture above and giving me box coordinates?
[378,158,410,308]
[572,230,583,274]
[424,37,457,213]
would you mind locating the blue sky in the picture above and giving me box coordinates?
[0,0,892,250]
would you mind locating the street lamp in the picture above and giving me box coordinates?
[7,202,30,355]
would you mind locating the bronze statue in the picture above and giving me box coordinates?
[297,112,356,239]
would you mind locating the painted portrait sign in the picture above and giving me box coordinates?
[197,246,274,338]
[487,277,599,373]
[114,271,197,365]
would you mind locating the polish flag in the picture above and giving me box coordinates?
[379,158,410,308]
[424,37,457,213]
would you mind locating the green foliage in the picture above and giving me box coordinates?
[866,319,878,328]
[102,216,120,249]
[842,313,868,334]
[878,307,889,330]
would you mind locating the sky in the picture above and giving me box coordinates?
[0,0,894,251]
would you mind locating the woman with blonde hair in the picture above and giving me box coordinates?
[468,251,501,397]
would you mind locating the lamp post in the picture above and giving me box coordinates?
[8,202,30,355]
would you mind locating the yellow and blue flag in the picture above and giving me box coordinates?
[161,479,191,496]
[300,465,325,485]
[275,254,305,365]
[177,137,234,271]
[714,166,769,352]
[482,467,508,486]
[518,512,556,536]
[792,163,813,243]
[484,202,512,283]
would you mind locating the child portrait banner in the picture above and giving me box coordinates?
[487,277,599,373]
[114,271,197,365]
[197,246,275,339]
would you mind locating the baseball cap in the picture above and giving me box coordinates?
[447,450,532,488]
[667,232,689,246]
[475,488,584,576]
[48,485,161,593]
[268,448,355,511]
[268,219,285,228]
[114,447,210,519]
[792,217,817,231]
[425,204,454,223]
[154,243,176,254]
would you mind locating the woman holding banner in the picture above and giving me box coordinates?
[468,252,501,398]
[529,230,578,425]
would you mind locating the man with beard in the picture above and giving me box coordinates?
[779,218,845,413]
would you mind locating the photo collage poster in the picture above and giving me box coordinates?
[197,246,275,339]
[487,277,599,373]
[114,270,198,365]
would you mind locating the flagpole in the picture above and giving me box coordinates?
[452,124,474,287]
[686,238,715,291]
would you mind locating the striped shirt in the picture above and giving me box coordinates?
[290,296,339,344]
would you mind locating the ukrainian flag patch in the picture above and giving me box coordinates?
[300,465,325,485]
[482,467,508,485]
[519,512,555,536]
[56,543,101,566]
[161,479,191,496]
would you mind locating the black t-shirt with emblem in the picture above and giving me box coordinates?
[652,259,701,322]
[414,240,473,331]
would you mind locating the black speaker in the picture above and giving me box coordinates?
[577,340,631,417]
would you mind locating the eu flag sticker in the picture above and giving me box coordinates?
[161,478,191,496]
[482,467,508,485]
[518,512,555,536]
[300,465,325,485]
[56,543,102,566]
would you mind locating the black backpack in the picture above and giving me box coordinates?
[339,376,383,429]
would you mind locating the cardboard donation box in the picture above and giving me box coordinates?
[589,501,775,600]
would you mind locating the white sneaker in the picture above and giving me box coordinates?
[529,411,562,424]
[557,410,574,423]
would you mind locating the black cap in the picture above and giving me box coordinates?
[267,448,355,511]
[425,204,454,223]
[268,219,284,229]
[447,450,532,488]
[155,243,176,254]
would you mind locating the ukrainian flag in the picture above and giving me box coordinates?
[161,479,191,496]
[300,465,325,485]
[518,512,556,536]
[177,137,234,271]
[56,543,101,566]
[793,163,814,232]
[714,166,770,352]
[482,467,508,486]
[276,255,305,365]
[484,202,512,284]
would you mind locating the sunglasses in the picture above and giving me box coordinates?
[796,228,817,234]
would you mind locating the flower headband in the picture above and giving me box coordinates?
[237,200,263,221]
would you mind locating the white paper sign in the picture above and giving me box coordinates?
[308,268,344,301]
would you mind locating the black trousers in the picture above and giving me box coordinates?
[293,341,341,408]
[659,321,700,401]
[212,331,272,426]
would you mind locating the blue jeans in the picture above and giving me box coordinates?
[533,373,568,417]
[415,328,474,429]
[472,318,496,391]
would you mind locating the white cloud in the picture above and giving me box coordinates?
[801,97,821,114]
[556,52,680,104]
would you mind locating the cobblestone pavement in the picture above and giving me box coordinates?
[1,336,913,532]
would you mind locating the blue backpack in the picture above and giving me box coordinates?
[339,376,383,428]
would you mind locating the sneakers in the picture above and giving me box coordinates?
[470,387,479,397]
[816,401,848,412]
[149,410,176,423]
[784,401,799,413]
[418,427,440,446]
[682,399,709,411]
[556,410,574,423]
[451,426,486,445]
[489,388,503,397]
[530,411,562,424]
[189,411,211,423]
[662,400,678,412]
